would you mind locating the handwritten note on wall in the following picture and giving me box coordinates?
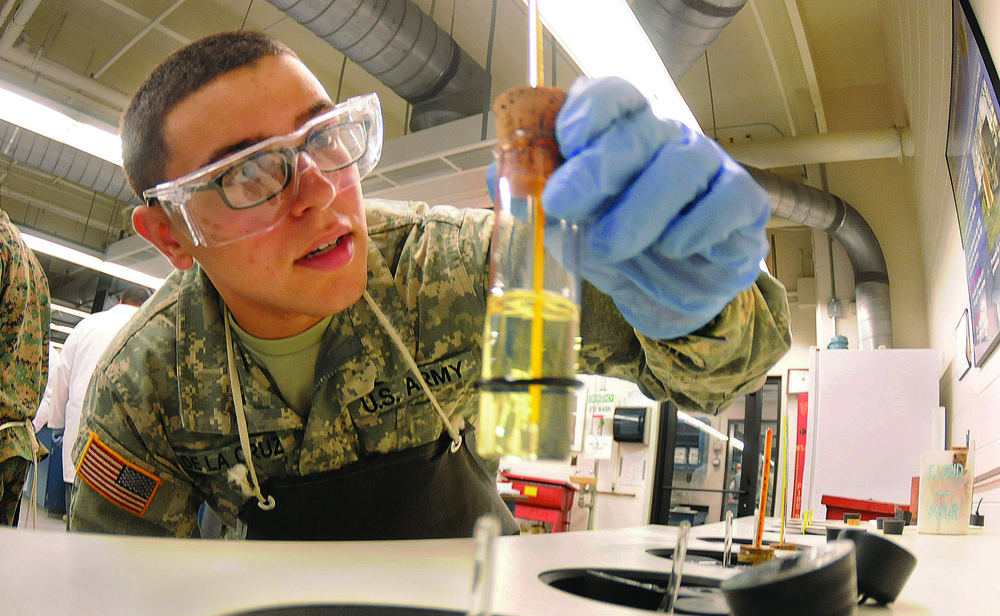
[917,449,975,535]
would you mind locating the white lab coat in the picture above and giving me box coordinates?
[34,303,140,483]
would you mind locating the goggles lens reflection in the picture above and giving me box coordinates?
[142,93,382,247]
[214,121,367,210]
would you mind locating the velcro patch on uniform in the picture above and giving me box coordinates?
[76,433,162,517]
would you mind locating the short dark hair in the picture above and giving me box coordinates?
[121,31,298,198]
[118,286,152,307]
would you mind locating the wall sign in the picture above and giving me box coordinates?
[787,368,809,394]
[917,448,975,535]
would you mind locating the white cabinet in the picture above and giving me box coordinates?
[802,348,941,514]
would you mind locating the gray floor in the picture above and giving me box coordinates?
[16,503,67,532]
[15,468,67,533]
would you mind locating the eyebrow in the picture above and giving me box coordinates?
[204,99,337,165]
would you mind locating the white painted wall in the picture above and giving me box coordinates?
[742,0,1000,530]
[878,0,1000,525]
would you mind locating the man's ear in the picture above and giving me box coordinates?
[132,205,196,270]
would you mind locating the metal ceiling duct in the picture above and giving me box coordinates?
[0,0,895,348]
[266,0,489,131]
[0,119,136,204]
[623,0,893,348]
[631,0,748,80]
[746,166,893,350]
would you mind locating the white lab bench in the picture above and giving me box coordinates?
[2,517,996,615]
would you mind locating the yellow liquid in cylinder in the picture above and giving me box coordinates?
[477,289,580,461]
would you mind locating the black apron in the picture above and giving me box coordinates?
[237,430,520,540]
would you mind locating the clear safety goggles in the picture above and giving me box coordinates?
[142,93,382,247]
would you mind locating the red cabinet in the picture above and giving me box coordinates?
[821,494,909,521]
[501,473,577,532]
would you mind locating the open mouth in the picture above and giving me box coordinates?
[301,234,346,260]
[294,231,356,271]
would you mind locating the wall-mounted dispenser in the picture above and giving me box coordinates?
[612,407,647,444]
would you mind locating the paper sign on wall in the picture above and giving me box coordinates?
[618,450,646,486]
[917,448,975,535]
[584,434,614,460]
[586,392,616,424]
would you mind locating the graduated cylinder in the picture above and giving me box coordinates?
[477,86,582,461]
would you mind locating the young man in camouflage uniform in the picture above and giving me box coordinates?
[0,209,50,526]
[70,31,791,539]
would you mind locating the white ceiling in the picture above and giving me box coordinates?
[0,0,888,325]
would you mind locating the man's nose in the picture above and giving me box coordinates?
[288,151,336,214]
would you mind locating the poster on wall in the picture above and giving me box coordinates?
[946,0,1000,366]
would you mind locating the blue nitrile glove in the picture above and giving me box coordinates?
[484,77,770,339]
[545,76,770,339]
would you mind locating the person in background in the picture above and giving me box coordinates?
[34,286,151,527]
[70,30,791,539]
[726,461,742,519]
[0,208,50,526]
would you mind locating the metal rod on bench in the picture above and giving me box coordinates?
[468,514,502,616]
[658,520,691,613]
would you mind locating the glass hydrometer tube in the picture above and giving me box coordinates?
[724,510,734,568]
[476,0,581,461]
[467,514,501,616]
[658,520,691,612]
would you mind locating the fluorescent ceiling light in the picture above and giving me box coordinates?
[20,232,165,289]
[527,0,701,132]
[677,410,744,450]
[0,84,123,165]
[51,303,90,319]
[51,323,75,336]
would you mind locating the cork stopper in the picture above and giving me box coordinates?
[492,86,567,198]
[737,545,776,566]
[492,86,566,140]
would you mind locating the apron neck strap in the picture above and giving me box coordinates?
[0,418,41,528]
[223,304,275,511]
[362,291,464,451]
[222,291,466,513]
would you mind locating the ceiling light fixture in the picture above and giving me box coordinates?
[678,410,744,450]
[0,83,123,165]
[51,303,90,319]
[20,232,165,289]
[51,323,75,336]
[523,0,701,132]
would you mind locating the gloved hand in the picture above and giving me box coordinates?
[487,76,770,340]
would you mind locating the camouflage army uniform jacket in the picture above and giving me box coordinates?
[71,200,790,537]
[0,210,50,464]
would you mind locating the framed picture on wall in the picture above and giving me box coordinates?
[946,0,1000,366]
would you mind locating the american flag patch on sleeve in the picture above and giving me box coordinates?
[76,433,162,517]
